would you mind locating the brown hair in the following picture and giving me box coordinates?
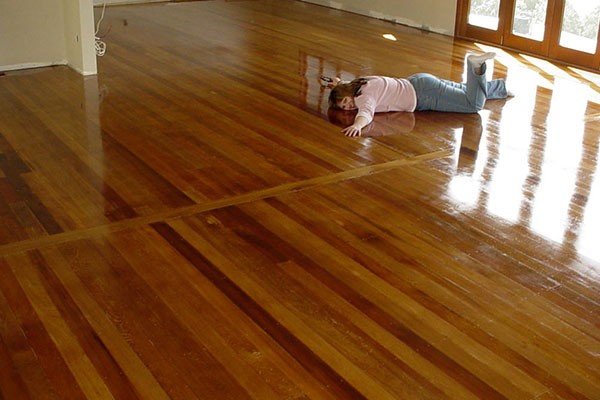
[328,78,368,109]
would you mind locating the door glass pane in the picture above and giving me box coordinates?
[512,0,548,41]
[559,0,600,53]
[468,0,501,30]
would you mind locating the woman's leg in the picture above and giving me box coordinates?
[486,79,509,99]
[408,72,481,113]
[408,53,508,113]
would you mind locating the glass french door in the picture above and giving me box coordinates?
[456,0,600,70]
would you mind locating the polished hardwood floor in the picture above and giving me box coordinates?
[1,1,599,399]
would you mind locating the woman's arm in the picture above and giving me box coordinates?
[342,91,376,137]
[342,115,371,137]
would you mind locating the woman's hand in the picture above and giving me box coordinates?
[320,76,343,88]
[342,124,362,137]
[342,116,370,137]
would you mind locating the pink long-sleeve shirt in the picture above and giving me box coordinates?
[355,76,417,123]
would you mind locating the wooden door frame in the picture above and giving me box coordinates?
[455,0,506,43]
[502,0,558,55]
[455,0,600,70]
[546,0,600,69]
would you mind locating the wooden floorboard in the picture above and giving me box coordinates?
[1,0,599,399]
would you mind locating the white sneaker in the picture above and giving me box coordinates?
[467,52,496,68]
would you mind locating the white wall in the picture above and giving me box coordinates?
[0,0,67,71]
[63,0,98,75]
[0,0,96,75]
[303,0,458,35]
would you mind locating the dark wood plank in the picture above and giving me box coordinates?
[0,0,599,399]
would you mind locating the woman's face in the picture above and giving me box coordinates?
[338,96,357,111]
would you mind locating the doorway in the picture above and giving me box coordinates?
[456,0,600,70]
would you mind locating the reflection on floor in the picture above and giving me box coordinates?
[0,1,599,399]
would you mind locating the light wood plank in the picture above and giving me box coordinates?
[0,1,599,399]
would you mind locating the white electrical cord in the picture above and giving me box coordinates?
[95,3,107,56]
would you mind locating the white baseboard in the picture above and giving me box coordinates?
[0,60,68,73]
[93,0,165,5]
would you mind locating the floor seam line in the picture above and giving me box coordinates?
[0,150,451,256]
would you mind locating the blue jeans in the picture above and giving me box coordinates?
[407,62,507,113]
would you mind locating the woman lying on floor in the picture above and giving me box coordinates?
[325,52,512,137]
